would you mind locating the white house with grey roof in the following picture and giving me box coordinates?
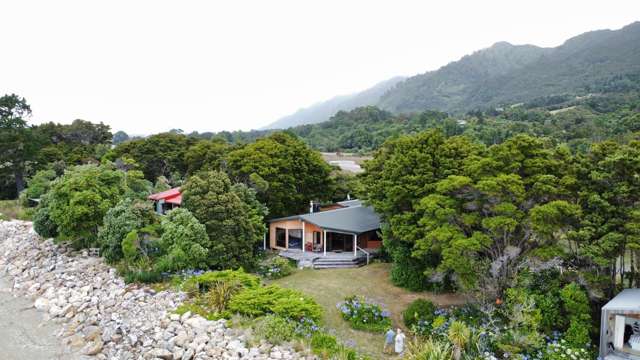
[267,199,382,268]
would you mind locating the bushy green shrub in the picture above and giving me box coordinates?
[20,169,57,207]
[117,229,163,284]
[495,288,544,355]
[258,256,294,279]
[121,257,162,284]
[310,332,340,357]
[182,269,260,295]
[33,197,58,238]
[337,295,391,333]
[560,283,592,347]
[387,243,431,291]
[98,198,157,262]
[155,208,210,272]
[252,315,296,344]
[174,269,261,320]
[121,230,139,262]
[309,331,359,360]
[229,284,323,322]
[181,171,266,270]
[47,164,127,248]
[403,299,437,332]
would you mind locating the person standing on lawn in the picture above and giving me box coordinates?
[383,328,395,354]
[395,328,405,355]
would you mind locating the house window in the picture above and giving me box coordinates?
[288,229,302,249]
[276,228,286,248]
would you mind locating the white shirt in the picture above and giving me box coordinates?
[395,332,405,353]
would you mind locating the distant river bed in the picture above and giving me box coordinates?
[329,160,363,173]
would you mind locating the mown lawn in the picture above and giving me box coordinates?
[272,262,468,359]
[0,200,32,221]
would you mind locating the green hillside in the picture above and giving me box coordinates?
[378,22,640,113]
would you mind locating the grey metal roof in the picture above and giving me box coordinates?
[268,203,381,234]
[300,205,380,234]
[602,289,640,311]
[337,199,362,207]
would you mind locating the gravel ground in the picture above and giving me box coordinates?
[0,277,82,360]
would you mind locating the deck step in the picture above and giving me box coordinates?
[314,262,365,268]
[312,256,367,269]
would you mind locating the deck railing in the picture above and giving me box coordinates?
[356,246,370,265]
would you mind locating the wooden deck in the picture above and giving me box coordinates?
[278,248,379,269]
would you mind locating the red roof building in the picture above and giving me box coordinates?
[148,187,182,214]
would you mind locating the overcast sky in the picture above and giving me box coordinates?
[2,1,639,134]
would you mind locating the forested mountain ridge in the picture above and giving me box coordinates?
[263,76,405,129]
[286,91,640,152]
[377,41,550,113]
[379,21,640,113]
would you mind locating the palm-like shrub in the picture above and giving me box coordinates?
[204,280,242,314]
[447,321,470,360]
[404,338,453,360]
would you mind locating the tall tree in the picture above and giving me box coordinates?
[226,132,333,218]
[570,140,640,292]
[105,132,195,182]
[182,170,266,270]
[184,138,230,175]
[361,130,482,290]
[0,94,38,195]
[362,131,575,294]
[46,164,128,248]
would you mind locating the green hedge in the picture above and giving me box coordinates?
[182,269,261,295]
[229,284,323,322]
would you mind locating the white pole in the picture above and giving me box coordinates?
[263,232,267,250]
[302,221,306,253]
[323,230,327,256]
[353,233,357,257]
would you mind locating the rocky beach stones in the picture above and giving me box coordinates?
[0,220,310,359]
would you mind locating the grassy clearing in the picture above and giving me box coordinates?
[272,262,468,359]
[0,200,32,221]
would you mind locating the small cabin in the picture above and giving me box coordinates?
[148,187,182,215]
[600,289,640,359]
